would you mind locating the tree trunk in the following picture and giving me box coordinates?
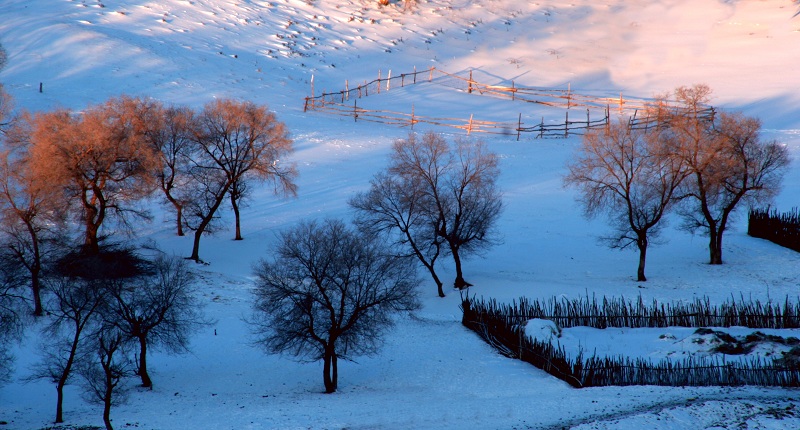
[31,267,43,317]
[174,203,184,237]
[188,187,229,262]
[231,190,242,241]
[636,235,648,282]
[102,385,114,430]
[451,247,470,289]
[84,220,101,255]
[709,227,724,265]
[55,325,82,423]
[322,347,337,393]
[137,335,152,388]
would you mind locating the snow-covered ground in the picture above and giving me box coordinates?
[2,0,800,428]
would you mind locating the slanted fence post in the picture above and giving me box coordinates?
[467,114,474,135]
[429,66,434,82]
[387,69,392,91]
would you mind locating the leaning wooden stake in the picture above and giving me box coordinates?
[467,114,474,135]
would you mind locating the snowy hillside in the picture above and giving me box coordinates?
[2,0,800,429]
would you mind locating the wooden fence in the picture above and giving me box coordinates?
[302,67,632,138]
[749,207,800,253]
[462,295,800,388]
[304,67,717,138]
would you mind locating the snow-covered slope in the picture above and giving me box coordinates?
[2,0,800,429]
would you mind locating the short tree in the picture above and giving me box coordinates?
[184,99,297,262]
[665,85,790,264]
[251,219,420,393]
[389,132,502,289]
[565,120,687,281]
[78,325,133,430]
[32,276,107,424]
[101,254,205,388]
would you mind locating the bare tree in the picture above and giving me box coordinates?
[389,132,502,289]
[665,85,790,264]
[565,120,687,281]
[0,255,26,385]
[78,325,133,430]
[31,276,106,424]
[350,171,446,297]
[141,102,196,237]
[251,219,420,393]
[0,112,66,315]
[184,99,297,262]
[27,97,159,254]
[100,254,205,388]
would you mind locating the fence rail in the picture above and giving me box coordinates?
[461,295,800,388]
[304,67,714,138]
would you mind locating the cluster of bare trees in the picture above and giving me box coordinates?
[351,132,503,297]
[30,252,206,430]
[0,90,292,428]
[566,85,790,281]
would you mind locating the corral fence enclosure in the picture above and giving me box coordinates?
[749,207,800,253]
[462,294,800,388]
[303,67,715,139]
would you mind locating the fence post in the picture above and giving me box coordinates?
[401,73,405,87]
[377,69,381,94]
[467,114,474,135]
[512,80,515,101]
[411,105,415,129]
[517,113,522,141]
[619,92,623,113]
[540,116,544,139]
[414,65,417,84]
[587,109,590,131]
[567,82,571,109]
[310,74,315,109]
[365,80,368,97]
[565,111,569,138]
[429,66,433,82]
[303,97,309,112]
[354,99,358,122]
[345,80,349,101]
[468,69,473,94]
[387,70,392,91]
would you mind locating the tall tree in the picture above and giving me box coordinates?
[665,85,790,264]
[27,97,158,254]
[184,99,296,262]
[389,132,502,289]
[251,219,420,393]
[565,120,687,281]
